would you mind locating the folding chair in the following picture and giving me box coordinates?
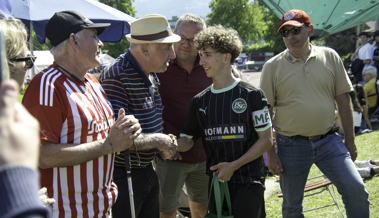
[278,175,344,218]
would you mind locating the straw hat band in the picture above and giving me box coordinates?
[131,29,173,41]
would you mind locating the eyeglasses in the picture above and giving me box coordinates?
[178,35,195,47]
[279,25,306,38]
[10,55,36,69]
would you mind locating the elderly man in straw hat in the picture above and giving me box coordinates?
[99,14,181,218]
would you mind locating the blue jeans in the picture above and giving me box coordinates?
[276,133,369,218]
[112,164,159,218]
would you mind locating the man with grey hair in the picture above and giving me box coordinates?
[22,10,142,217]
[363,66,378,114]
[154,13,211,218]
[99,14,180,218]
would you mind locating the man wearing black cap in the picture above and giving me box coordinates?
[260,9,369,218]
[22,11,142,217]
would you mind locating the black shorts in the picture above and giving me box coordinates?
[208,178,266,218]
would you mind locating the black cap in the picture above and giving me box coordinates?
[44,10,110,48]
[357,31,371,37]
[374,30,379,38]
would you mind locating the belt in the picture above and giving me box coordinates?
[292,127,339,142]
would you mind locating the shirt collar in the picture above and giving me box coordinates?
[125,49,153,87]
[284,43,319,63]
[171,54,201,70]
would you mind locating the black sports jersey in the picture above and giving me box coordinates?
[180,80,272,184]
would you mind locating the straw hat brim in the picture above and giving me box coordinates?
[126,33,181,44]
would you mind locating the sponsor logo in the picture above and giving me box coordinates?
[88,118,114,134]
[284,11,295,21]
[204,124,246,141]
[232,98,247,113]
[252,107,271,127]
[199,107,207,115]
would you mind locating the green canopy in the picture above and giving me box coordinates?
[260,0,379,38]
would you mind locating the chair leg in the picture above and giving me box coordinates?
[326,185,344,218]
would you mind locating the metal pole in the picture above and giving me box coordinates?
[124,149,136,218]
[29,21,35,77]
[356,24,361,49]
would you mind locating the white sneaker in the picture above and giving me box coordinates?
[355,158,376,168]
[357,167,372,178]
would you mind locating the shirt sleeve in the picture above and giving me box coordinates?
[180,98,201,142]
[250,89,272,132]
[260,62,276,107]
[22,78,66,143]
[331,49,354,96]
[0,166,50,218]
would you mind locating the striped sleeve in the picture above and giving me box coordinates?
[0,166,49,218]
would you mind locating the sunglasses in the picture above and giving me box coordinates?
[279,25,306,38]
[10,55,36,69]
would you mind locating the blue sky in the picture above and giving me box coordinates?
[133,0,212,19]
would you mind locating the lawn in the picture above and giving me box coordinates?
[265,122,379,218]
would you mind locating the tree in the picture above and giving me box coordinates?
[207,0,267,43]
[99,0,136,58]
[260,9,286,53]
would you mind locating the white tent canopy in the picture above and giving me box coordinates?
[26,51,116,79]
[26,51,54,79]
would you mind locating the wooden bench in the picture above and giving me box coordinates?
[278,177,332,198]
[277,175,344,217]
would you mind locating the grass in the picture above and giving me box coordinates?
[265,122,379,218]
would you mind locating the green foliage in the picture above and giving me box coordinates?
[323,28,356,67]
[207,0,267,43]
[99,0,136,58]
[245,42,272,53]
[260,9,286,53]
[29,24,48,51]
[265,127,379,217]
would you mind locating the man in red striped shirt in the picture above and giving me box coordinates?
[22,11,142,217]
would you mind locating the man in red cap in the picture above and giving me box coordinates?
[260,9,369,217]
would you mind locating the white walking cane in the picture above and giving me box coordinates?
[124,149,136,218]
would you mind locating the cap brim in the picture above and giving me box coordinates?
[84,23,111,36]
[277,21,304,33]
[126,33,181,44]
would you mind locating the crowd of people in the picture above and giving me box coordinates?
[0,7,377,218]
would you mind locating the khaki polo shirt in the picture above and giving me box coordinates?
[260,44,353,136]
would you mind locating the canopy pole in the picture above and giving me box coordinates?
[29,21,35,77]
[356,25,360,49]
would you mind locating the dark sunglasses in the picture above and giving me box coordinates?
[10,55,36,69]
[279,26,305,38]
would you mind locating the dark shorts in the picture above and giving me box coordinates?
[208,176,266,218]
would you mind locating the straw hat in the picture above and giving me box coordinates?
[126,14,180,44]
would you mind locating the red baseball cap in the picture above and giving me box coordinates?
[277,9,311,33]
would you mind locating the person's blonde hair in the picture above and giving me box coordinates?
[194,24,243,64]
[0,16,28,67]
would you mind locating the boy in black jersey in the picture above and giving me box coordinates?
[177,25,273,218]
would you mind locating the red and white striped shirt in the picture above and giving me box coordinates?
[23,64,117,218]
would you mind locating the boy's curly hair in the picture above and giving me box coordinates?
[194,25,243,64]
